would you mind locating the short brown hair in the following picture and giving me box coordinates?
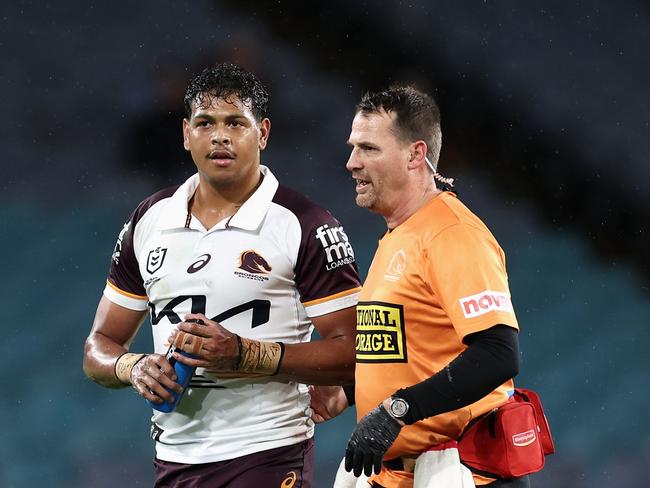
[356,86,442,170]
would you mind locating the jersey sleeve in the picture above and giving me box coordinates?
[295,214,361,318]
[423,223,519,340]
[104,212,148,311]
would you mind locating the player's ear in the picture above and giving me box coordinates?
[183,118,191,151]
[258,118,271,150]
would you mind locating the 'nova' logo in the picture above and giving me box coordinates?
[459,290,513,318]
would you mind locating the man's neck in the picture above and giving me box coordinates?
[191,171,263,229]
[384,185,441,230]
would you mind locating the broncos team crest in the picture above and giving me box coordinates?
[238,250,272,274]
[234,250,272,282]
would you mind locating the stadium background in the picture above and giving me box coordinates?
[2,1,649,486]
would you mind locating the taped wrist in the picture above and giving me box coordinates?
[236,336,285,375]
[114,352,146,384]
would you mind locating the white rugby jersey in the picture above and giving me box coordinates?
[104,166,361,463]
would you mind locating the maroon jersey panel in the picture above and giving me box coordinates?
[108,186,179,297]
[272,185,361,304]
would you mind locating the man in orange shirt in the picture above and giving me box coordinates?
[311,86,527,488]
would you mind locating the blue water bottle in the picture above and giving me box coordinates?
[146,318,203,413]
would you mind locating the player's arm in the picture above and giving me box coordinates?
[83,296,182,404]
[276,305,356,385]
[171,305,357,385]
[83,296,147,388]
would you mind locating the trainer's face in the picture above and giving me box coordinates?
[183,94,270,189]
[346,110,411,214]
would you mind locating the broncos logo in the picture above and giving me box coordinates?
[238,250,272,274]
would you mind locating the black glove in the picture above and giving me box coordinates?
[344,405,403,477]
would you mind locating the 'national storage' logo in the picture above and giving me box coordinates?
[355,302,407,363]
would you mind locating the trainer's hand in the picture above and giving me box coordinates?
[345,404,403,477]
[130,354,182,404]
[309,385,349,423]
[168,313,239,371]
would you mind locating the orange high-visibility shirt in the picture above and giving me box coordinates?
[355,192,519,487]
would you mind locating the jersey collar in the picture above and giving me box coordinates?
[227,165,279,230]
[158,165,279,231]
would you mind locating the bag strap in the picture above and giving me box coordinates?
[458,392,518,441]
[457,407,498,442]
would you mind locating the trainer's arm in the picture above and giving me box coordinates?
[394,324,520,424]
[83,295,148,388]
[344,325,520,477]
[276,305,356,385]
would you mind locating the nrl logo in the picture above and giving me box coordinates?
[147,247,168,274]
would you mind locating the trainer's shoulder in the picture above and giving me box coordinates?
[424,192,497,246]
[271,185,338,225]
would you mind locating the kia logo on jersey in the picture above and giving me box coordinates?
[459,290,513,318]
[238,250,272,274]
[187,254,211,274]
[146,247,168,274]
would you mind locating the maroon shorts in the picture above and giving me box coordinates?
[154,438,314,488]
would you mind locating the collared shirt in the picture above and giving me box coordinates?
[354,192,519,488]
[104,165,361,463]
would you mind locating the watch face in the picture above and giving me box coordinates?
[390,398,409,418]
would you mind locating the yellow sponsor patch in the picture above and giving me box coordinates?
[356,301,407,363]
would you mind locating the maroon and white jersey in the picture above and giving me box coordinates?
[104,165,361,464]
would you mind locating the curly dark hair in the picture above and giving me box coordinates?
[356,85,442,170]
[183,63,269,121]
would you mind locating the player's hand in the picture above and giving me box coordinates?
[130,353,182,404]
[344,404,403,477]
[168,313,239,371]
[309,385,349,423]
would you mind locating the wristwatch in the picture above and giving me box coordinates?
[388,396,410,420]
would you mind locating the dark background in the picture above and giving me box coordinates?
[2,1,649,486]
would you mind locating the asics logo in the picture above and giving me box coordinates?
[187,254,211,274]
[280,471,297,488]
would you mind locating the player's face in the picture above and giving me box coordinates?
[346,110,411,215]
[183,95,270,190]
